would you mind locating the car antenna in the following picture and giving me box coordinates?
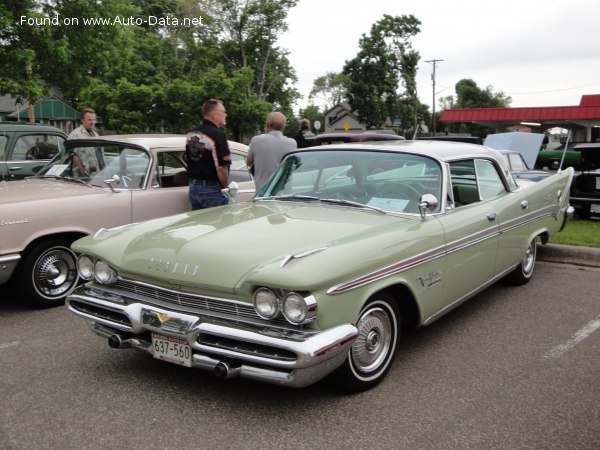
[557,130,571,173]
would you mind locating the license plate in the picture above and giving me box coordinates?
[591,204,600,214]
[152,333,192,367]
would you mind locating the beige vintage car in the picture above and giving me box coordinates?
[0,134,253,307]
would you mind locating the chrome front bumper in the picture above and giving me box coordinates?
[66,285,358,388]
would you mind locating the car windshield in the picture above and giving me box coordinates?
[257,149,442,214]
[36,142,150,189]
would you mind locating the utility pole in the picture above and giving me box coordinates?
[425,59,443,136]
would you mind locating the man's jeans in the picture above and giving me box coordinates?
[189,183,228,210]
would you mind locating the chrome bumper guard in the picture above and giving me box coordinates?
[66,286,358,388]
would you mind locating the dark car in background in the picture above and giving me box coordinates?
[0,123,67,180]
[569,143,600,218]
[535,141,588,170]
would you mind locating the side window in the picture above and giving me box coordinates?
[449,160,481,207]
[230,152,252,183]
[12,134,64,161]
[154,152,187,188]
[0,136,7,159]
[475,159,506,200]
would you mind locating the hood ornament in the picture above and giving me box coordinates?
[280,247,326,268]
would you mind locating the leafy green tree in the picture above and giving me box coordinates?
[454,79,511,108]
[441,79,512,136]
[309,72,349,110]
[343,14,422,129]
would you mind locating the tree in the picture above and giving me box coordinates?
[207,0,299,103]
[441,79,512,136]
[343,15,422,129]
[309,72,349,110]
[454,79,511,108]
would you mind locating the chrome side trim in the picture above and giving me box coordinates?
[327,203,558,296]
[327,245,446,295]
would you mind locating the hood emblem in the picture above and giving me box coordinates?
[148,258,199,278]
[280,247,327,268]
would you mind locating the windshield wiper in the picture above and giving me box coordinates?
[320,198,386,214]
[56,176,91,186]
[256,194,321,202]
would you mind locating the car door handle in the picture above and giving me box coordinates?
[520,200,529,209]
[9,167,23,171]
[486,212,496,221]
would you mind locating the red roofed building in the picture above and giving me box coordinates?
[439,95,600,142]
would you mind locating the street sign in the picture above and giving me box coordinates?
[313,120,321,130]
[393,118,401,126]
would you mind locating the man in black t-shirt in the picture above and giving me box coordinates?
[186,99,231,210]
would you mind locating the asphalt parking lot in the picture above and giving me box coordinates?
[1,255,598,449]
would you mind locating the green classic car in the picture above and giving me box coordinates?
[66,141,574,392]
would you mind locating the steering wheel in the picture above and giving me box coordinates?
[25,147,39,160]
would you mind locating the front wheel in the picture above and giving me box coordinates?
[17,238,79,308]
[328,293,400,393]
[507,237,537,286]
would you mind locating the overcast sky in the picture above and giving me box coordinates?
[277,0,600,114]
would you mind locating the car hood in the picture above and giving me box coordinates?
[73,202,429,294]
[0,178,101,203]
[484,132,545,169]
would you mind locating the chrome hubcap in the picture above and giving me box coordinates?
[34,247,78,298]
[352,307,392,374]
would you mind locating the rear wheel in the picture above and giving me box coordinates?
[507,237,537,285]
[17,238,79,308]
[328,293,400,393]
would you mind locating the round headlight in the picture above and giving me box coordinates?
[282,292,308,323]
[253,287,279,319]
[77,255,95,280]
[94,259,117,285]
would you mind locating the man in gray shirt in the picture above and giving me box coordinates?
[247,112,297,192]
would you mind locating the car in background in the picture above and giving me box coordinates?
[0,122,67,180]
[497,149,551,182]
[316,131,404,145]
[535,142,588,170]
[65,140,573,392]
[0,134,252,308]
[569,143,600,218]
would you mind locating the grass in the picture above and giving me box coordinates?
[550,217,600,248]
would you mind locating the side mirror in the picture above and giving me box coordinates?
[418,194,438,219]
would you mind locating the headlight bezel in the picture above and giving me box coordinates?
[252,287,280,319]
[77,254,95,281]
[93,259,118,285]
[253,287,317,325]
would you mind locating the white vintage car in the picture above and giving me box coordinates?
[0,134,253,307]
[66,141,574,391]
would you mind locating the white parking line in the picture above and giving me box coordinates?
[543,315,600,359]
[0,341,20,349]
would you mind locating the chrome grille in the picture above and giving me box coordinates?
[114,279,259,320]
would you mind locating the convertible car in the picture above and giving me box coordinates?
[0,134,252,308]
[66,140,574,392]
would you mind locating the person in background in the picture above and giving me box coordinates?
[186,99,231,210]
[247,111,297,192]
[68,108,101,176]
[294,118,318,148]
